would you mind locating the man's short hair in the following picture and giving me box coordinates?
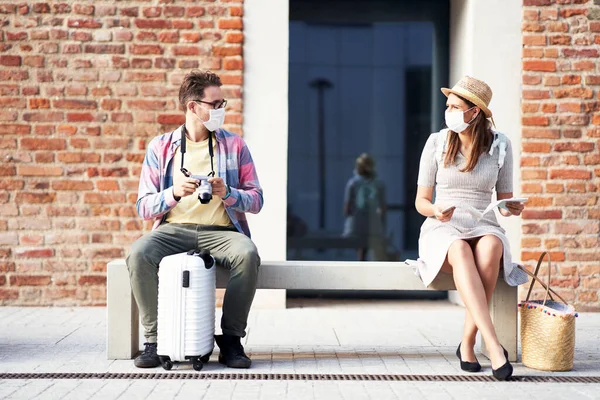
[178,70,222,112]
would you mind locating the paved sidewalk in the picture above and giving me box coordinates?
[0,299,599,399]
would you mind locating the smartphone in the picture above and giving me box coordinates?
[442,206,456,214]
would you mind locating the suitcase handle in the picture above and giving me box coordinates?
[186,250,215,270]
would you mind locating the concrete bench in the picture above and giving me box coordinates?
[106,260,517,361]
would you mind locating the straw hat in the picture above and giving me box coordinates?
[441,76,493,118]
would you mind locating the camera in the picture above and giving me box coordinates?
[190,175,212,204]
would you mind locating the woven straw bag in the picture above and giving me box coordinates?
[518,252,577,371]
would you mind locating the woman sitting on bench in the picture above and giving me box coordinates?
[414,76,528,381]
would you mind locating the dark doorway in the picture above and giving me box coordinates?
[287,0,449,264]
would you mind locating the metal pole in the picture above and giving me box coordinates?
[310,78,333,231]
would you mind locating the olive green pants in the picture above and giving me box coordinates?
[126,223,260,343]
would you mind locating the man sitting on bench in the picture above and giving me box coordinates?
[126,70,264,369]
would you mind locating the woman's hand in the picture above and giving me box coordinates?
[500,202,525,217]
[434,205,455,223]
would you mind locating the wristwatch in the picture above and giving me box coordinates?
[222,184,231,200]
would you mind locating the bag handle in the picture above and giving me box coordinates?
[517,252,569,306]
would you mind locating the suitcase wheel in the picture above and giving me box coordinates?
[192,358,203,371]
[200,351,212,364]
[159,356,173,371]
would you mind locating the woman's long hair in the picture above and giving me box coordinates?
[444,96,492,172]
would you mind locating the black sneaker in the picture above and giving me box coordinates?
[215,334,251,369]
[134,342,160,368]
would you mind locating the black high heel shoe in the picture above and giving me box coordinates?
[456,343,481,373]
[492,346,513,381]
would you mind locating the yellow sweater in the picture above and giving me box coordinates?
[166,134,232,226]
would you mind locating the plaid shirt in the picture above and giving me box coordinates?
[136,125,263,237]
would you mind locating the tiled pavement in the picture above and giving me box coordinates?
[0,299,599,399]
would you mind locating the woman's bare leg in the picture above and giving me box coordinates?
[446,239,506,369]
[460,236,504,362]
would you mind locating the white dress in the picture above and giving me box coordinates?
[416,129,528,287]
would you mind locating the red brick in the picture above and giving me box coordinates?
[524,0,554,4]
[0,4,17,13]
[84,193,126,204]
[0,70,29,81]
[0,55,21,67]
[131,58,152,69]
[51,180,94,191]
[225,32,244,44]
[563,48,599,58]
[522,22,545,32]
[20,138,66,151]
[0,289,18,300]
[130,44,163,55]
[164,6,185,17]
[229,6,243,16]
[522,116,549,126]
[15,193,56,204]
[111,113,133,123]
[134,19,171,29]
[218,18,242,29]
[172,46,207,56]
[584,153,600,165]
[521,251,565,262]
[14,247,54,258]
[573,61,596,71]
[49,3,69,13]
[98,99,120,111]
[186,7,205,17]
[521,169,547,180]
[556,194,597,206]
[125,72,165,82]
[127,100,167,111]
[97,180,119,191]
[554,142,595,152]
[173,20,194,29]
[554,88,594,99]
[157,114,185,125]
[223,57,243,71]
[522,48,544,59]
[212,45,242,57]
[57,153,100,163]
[53,99,97,110]
[155,58,176,69]
[560,8,588,17]
[142,6,162,17]
[84,44,124,54]
[550,169,592,179]
[78,275,107,286]
[67,18,102,29]
[181,32,202,43]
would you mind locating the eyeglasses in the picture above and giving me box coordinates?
[193,99,227,110]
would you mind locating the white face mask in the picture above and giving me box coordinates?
[445,107,475,133]
[195,106,225,132]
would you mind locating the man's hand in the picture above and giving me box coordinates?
[208,177,227,198]
[173,177,199,199]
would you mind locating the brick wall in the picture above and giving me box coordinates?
[0,0,244,305]
[522,0,600,311]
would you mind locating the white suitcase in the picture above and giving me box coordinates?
[157,250,216,371]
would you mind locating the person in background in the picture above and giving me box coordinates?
[342,153,387,261]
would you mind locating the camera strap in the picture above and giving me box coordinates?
[180,124,215,178]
